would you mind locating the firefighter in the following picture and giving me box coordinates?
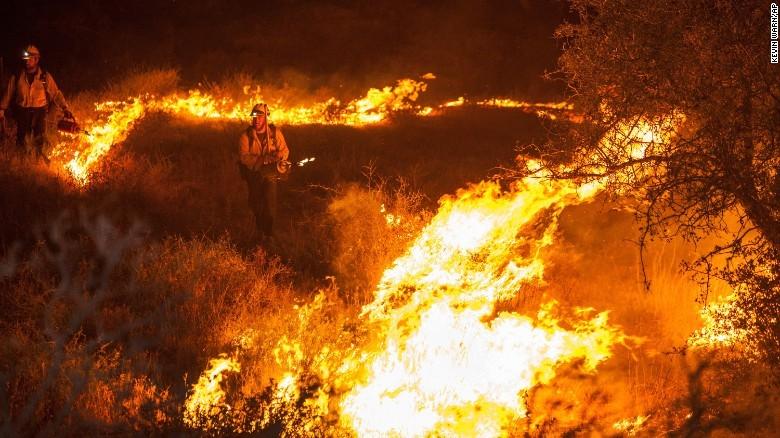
[238,103,290,241]
[0,45,72,161]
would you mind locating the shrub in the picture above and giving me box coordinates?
[326,179,429,304]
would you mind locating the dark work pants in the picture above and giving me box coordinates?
[14,106,47,157]
[243,168,278,238]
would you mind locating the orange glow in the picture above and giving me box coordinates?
[52,77,430,184]
[613,415,650,435]
[442,96,465,107]
[477,98,574,111]
[52,97,148,184]
[335,175,623,437]
[687,292,750,353]
[177,113,688,435]
[50,74,582,185]
[183,353,241,429]
[477,98,576,120]
[379,203,402,228]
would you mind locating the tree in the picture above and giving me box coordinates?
[522,0,780,362]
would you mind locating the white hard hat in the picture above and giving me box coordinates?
[251,103,269,117]
[22,45,41,59]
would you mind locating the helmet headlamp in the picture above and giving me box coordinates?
[250,103,269,118]
[22,45,40,60]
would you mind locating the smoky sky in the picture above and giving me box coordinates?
[1,0,573,99]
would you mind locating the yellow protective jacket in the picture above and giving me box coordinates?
[0,68,69,111]
[238,124,289,170]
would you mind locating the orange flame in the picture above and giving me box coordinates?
[478,98,576,121]
[335,176,624,436]
[613,414,650,435]
[178,113,684,435]
[687,291,752,355]
[50,74,583,185]
[329,113,683,435]
[53,98,148,184]
[52,78,429,185]
[183,353,241,429]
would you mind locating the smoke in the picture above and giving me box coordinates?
[1,0,571,100]
[547,200,710,345]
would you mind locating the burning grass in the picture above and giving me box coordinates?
[1,70,778,436]
[326,179,431,304]
[1,187,778,436]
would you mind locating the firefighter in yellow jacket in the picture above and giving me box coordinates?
[239,103,290,240]
[0,45,72,160]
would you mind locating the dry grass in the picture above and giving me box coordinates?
[0,69,777,435]
[516,198,780,435]
[131,237,295,371]
[326,179,430,304]
[0,213,300,434]
[0,162,425,435]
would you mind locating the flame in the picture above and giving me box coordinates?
[297,157,316,167]
[477,98,574,111]
[329,113,682,435]
[150,78,428,126]
[607,116,683,161]
[180,175,629,436]
[613,415,650,435]
[50,72,584,185]
[52,78,429,184]
[330,116,677,435]
[423,96,575,119]
[183,353,241,429]
[380,203,402,227]
[416,106,434,116]
[442,97,465,107]
[340,303,624,437]
[687,291,752,354]
[335,176,626,437]
[54,98,148,184]
[341,78,427,124]
[176,112,683,435]
[476,98,577,121]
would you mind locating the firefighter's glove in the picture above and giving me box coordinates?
[63,109,74,120]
